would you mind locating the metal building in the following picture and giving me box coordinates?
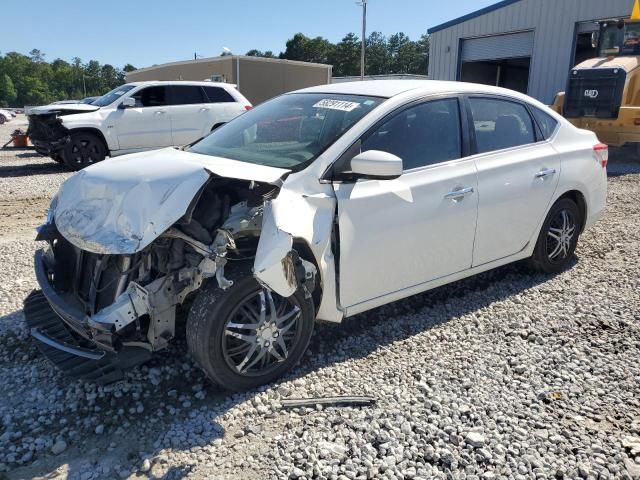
[126,56,332,106]
[428,0,634,103]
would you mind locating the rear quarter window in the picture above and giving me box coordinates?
[203,86,236,103]
[531,107,559,139]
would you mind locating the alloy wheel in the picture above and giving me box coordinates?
[69,138,100,166]
[546,209,576,262]
[222,288,302,377]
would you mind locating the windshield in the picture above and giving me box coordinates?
[91,84,136,107]
[188,93,384,170]
[599,21,640,56]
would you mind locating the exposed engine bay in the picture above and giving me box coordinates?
[37,176,317,356]
[27,112,73,156]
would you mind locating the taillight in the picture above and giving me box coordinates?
[244,105,252,111]
[593,143,608,168]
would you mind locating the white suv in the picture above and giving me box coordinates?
[27,81,252,170]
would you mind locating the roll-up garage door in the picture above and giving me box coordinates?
[461,31,534,62]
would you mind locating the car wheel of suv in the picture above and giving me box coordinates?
[187,275,315,392]
[529,198,581,274]
[63,132,106,170]
[0,115,5,125]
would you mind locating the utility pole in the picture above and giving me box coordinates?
[358,0,367,80]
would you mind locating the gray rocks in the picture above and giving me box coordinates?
[50,440,67,455]
[466,432,486,448]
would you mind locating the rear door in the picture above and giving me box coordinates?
[467,96,560,266]
[202,85,246,125]
[167,85,211,145]
[114,86,172,150]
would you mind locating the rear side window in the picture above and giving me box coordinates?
[530,107,559,139]
[362,98,462,170]
[132,86,168,107]
[169,85,206,105]
[469,98,536,153]
[203,86,235,103]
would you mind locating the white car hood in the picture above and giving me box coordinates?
[54,148,290,254]
[29,103,100,115]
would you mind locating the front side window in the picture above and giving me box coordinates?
[189,93,383,170]
[469,97,536,153]
[169,85,206,105]
[362,98,462,170]
[132,86,168,107]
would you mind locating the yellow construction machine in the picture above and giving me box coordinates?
[552,0,640,149]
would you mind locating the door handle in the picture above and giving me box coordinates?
[200,107,210,112]
[535,168,556,178]
[444,187,474,200]
[155,110,166,115]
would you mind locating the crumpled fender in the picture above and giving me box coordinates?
[253,173,341,322]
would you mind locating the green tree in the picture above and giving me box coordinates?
[245,49,264,56]
[329,33,360,76]
[281,33,333,64]
[0,74,17,106]
[365,32,389,75]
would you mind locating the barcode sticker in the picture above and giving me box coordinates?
[313,99,360,112]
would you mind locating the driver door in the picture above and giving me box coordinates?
[333,98,479,310]
[113,86,173,150]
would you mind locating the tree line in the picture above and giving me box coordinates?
[245,31,429,77]
[0,49,136,107]
[0,31,429,107]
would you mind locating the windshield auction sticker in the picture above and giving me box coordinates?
[313,99,361,112]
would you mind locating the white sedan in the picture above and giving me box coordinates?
[27,80,607,391]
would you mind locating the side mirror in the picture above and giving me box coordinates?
[591,31,599,49]
[350,150,403,180]
[119,97,136,109]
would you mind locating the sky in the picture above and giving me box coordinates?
[2,0,497,68]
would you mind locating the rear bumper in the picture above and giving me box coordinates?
[25,250,151,383]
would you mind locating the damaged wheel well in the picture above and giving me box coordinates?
[69,128,110,155]
[292,239,323,310]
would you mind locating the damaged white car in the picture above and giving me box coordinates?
[25,81,608,391]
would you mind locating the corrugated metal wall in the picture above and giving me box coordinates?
[429,0,634,103]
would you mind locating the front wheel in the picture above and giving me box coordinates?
[62,132,107,170]
[529,198,581,274]
[187,276,315,391]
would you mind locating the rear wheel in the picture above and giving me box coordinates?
[0,115,5,125]
[187,276,315,391]
[62,132,106,170]
[529,198,581,274]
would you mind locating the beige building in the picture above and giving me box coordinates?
[126,55,332,105]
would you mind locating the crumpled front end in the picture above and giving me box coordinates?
[25,155,325,382]
[27,113,71,157]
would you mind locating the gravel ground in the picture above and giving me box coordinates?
[0,121,639,480]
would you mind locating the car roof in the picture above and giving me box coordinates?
[294,80,536,102]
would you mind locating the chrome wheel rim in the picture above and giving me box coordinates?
[222,288,301,377]
[546,209,576,262]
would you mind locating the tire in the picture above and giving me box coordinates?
[0,115,5,125]
[187,274,315,391]
[62,132,106,170]
[529,198,581,274]
[51,152,64,163]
